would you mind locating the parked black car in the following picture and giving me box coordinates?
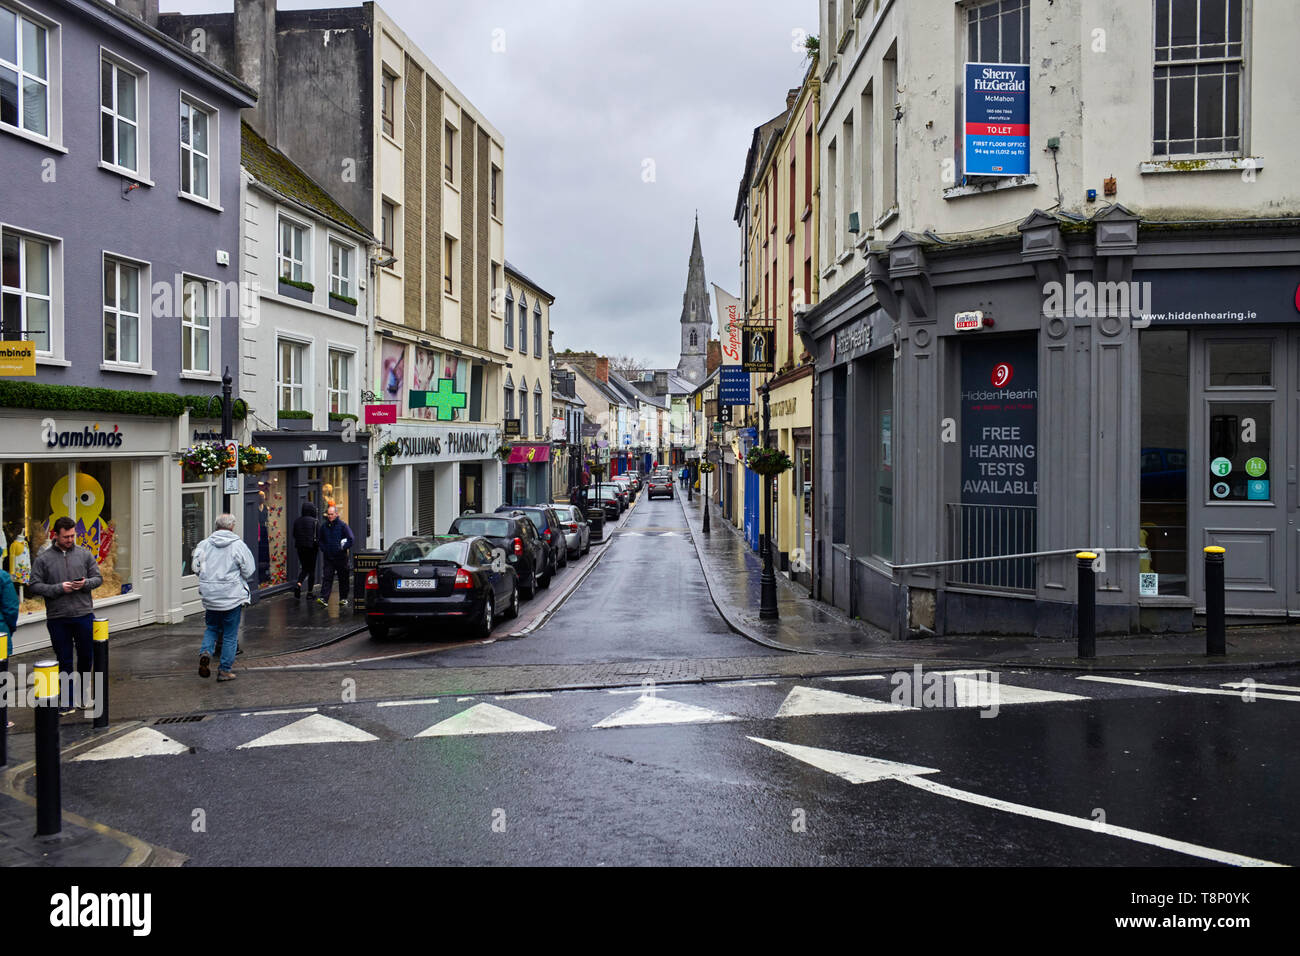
[495,504,568,576]
[589,484,621,520]
[364,535,518,641]
[448,512,548,598]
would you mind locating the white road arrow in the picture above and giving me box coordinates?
[74,727,190,761]
[750,737,1286,867]
[417,703,555,737]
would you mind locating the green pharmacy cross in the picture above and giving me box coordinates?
[410,379,468,421]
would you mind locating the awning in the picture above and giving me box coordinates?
[507,443,550,464]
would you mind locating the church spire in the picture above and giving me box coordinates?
[676,216,711,384]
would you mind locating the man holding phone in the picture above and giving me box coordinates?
[29,516,102,715]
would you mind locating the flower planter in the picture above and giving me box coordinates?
[278,417,312,432]
[278,280,314,304]
[328,294,357,316]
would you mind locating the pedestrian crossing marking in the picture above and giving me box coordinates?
[594,695,739,728]
[74,727,190,761]
[749,736,939,784]
[950,677,1089,708]
[237,714,379,749]
[1079,675,1300,702]
[416,703,555,737]
[774,685,915,718]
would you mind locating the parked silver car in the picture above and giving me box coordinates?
[551,503,591,558]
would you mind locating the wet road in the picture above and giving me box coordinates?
[54,666,1300,865]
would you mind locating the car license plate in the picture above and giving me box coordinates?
[397,579,438,589]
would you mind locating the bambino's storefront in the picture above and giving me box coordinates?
[1,411,186,653]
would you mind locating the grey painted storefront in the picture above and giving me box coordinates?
[800,208,1300,639]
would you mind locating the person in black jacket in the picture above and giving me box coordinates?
[292,501,320,599]
[316,505,356,607]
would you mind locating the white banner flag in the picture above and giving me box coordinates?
[714,284,743,366]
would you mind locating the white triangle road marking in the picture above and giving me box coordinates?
[1079,675,1300,702]
[750,737,1286,867]
[774,685,915,718]
[417,702,555,737]
[594,695,738,728]
[951,676,1089,708]
[74,727,190,761]
[749,736,939,784]
[237,713,379,749]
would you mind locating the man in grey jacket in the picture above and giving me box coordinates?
[191,514,256,682]
[28,516,103,715]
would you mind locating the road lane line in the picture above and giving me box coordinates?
[377,698,442,708]
[1078,675,1300,701]
[1220,681,1300,693]
[825,674,888,682]
[240,707,318,717]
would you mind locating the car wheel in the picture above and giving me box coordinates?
[367,620,388,641]
[475,596,494,638]
[559,548,568,568]
[539,560,552,589]
[505,582,519,620]
[521,569,536,599]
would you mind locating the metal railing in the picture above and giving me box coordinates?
[945,502,1038,592]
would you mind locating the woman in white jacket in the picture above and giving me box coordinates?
[191,514,256,681]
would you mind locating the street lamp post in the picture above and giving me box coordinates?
[759,383,778,620]
[702,449,711,535]
[221,366,233,514]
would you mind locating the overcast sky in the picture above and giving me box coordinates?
[162,0,817,369]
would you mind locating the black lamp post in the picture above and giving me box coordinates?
[702,451,711,535]
[759,382,778,619]
[221,366,233,514]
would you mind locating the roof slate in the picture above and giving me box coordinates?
[241,123,373,240]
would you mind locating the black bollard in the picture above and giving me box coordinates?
[92,617,109,728]
[1205,546,1226,656]
[1076,552,1097,659]
[0,643,8,769]
[33,660,61,836]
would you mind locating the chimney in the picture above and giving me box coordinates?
[706,340,721,376]
[654,371,668,396]
[116,0,160,27]
[596,356,609,383]
[786,87,800,112]
[235,0,278,145]
[565,351,609,384]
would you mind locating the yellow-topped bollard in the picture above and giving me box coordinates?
[0,636,8,769]
[32,660,59,701]
[1076,552,1097,659]
[33,658,62,835]
[92,617,109,728]
[1204,546,1226,656]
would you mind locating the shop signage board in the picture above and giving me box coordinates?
[507,443,550,464]
[831,319,872,363]
[719,366,750,406]
[960,337,1038,507]
[1132,267,1298,326]
[0,340,36,376]
[741,324,775,373]
[964,62,1030,176]
[504,418,522,437]
[223,440,239,494]
[714,285,743,366]
[364,403,397,424]
[955,311,984,331]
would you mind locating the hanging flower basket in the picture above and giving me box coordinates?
[746,446,793,477]
[179,442,228,476]
[375,439,400,472]
[239,445,272,474]
[698,461,716,474]
[494,442,513,462]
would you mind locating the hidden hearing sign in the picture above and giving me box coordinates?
[741,323,775,373]
[964,62,1030,177]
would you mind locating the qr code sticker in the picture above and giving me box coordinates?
[1139,573,1158,596]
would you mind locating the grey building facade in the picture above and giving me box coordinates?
[1,0,254,649]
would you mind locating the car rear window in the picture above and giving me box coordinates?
[385,539,466,563]
[519,510,546,530]
[453,517,512,537]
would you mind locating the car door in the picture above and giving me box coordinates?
[473,539,504,607]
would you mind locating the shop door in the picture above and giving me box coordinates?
[744,466,760,552]
[1188,331,1294,616]
[460,463,483,515]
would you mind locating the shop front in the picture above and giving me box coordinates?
[1,410,185,653]
[243,430,369,596]
[765,368,813,586]
[380,423,502,547]
[503,442,552,506]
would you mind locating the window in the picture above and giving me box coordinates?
[445,123,455,183]
[380,199,396,254]
[181,276,210,374]
[277,339,306,412]
[381,68,396,138]
[518,387,528,439]
[100,55,142,173]
[491,262,502,314]
[504,289,514,348]
[826,139,838,255]
[1,229,50,352]
[328,349,351,414]
[103,256,141,365]
[967,0,1030,65]
[690,330,698,348]
[518,294,527,353]
[278,217,308,284]
[179,98,210,200]
[1153,0,1245,156]
[504,380,513,421]
[534,383,542,438]
[443,235,455,295]
[534,306,541,358]
[329,239,354,299]
[1,5,48,136]
[842,114,855,246]
[490,164,500,218]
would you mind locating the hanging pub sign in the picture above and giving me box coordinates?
[719,366,750,406]
[964,62,1030,177]
[504,418,522,437]
[741,323,775,373]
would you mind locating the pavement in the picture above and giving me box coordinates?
[678,490,1300,672]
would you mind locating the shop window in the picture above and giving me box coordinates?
[872,359,893,561]
[1209,341,1270,387]
[1208,402,1270,502]
[308,466,350,532]
[1,460,132,617]
[1139,330,1188,595]
[254,469,287,589]
[180,484,213,577]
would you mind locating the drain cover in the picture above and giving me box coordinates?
[154,715,209,725]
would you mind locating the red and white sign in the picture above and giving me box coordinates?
[364,403,397,424]
[714,284,743,365]
[991,363,1013,388]
[955,310,983,331]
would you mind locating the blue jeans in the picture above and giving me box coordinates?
[200,607,242,674]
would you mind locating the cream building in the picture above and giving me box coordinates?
[501,263,554,505]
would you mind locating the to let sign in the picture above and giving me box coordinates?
[964,62,1030,177]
